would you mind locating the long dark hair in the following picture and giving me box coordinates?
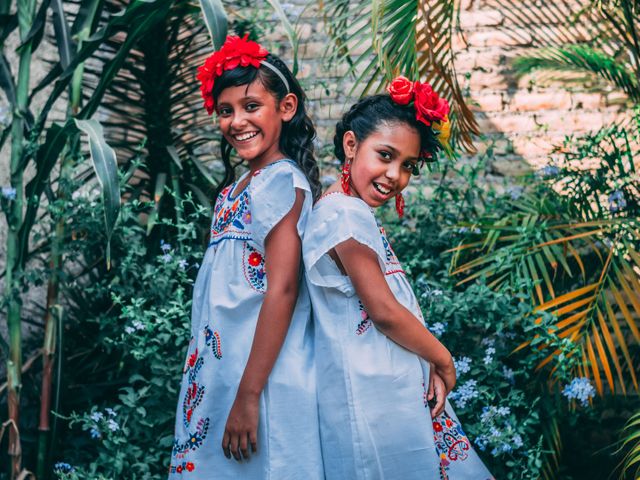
[333,94,440,165]
[210,53,321,201]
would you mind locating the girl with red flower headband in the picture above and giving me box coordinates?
[302,79,493,479]
[169,35,323,478]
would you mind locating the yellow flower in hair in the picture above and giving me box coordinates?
[433,116,451,148]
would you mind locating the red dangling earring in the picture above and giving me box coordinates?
[341,161,351,194]
[395,193,405,218]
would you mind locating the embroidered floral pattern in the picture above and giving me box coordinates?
[171,343,210,474]
[210,184,251,244]
[356,301,371,335]
[243,243,267,292]
[432,412,472,480]
[169,461,195,475]
[378,224,405,276]
[204,326,222,359]
[172,417,210,457]
[182,350,204,428]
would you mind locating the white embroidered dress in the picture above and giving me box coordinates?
[169,160,323,479]
[303,193,493,480]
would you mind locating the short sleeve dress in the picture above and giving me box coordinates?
[303,192,493,480]
[169,160,323,479]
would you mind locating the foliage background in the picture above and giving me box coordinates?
[1,0,639,479]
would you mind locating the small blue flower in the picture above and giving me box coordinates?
[608,190,627,212]
[53,462,74,473]
[160,240,171,253]
[506,186,523,200]
[107,418,120,432]
[540,165,560,177]
[449,379,479,408]
[562,377,595,406]
[454,356,472,377]
[105,407,117,417]
[1,186,16,200]
[429,321,447,337]
[502,365,515,383]
[513,433,524,448]
[90,427,101,439]
[90,411,104,422]
[161,253,172,263]
[178,259,188,270]
[483,346,496,365]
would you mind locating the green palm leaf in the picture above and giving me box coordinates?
[513,45,640,102]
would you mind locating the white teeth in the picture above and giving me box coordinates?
[234,132,258,141]
[373,182,391,195]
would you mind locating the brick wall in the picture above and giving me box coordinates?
[272,0,630,177]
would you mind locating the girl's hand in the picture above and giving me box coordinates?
[434,356,456,394]
[427,367,448,418]
[221,391,259,461]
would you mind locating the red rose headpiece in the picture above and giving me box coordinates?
[386,76,451,158]
[197,35,280,115]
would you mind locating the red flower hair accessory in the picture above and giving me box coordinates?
[386,75,452,158]
[196,35,269,115]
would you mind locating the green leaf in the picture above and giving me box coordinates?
[50,0,75,69]
[265,0,299,75]
[74,119,120,269]
[198,0,227,49]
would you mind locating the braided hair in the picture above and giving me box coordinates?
[333,94,441,166]
[211,53,321,201]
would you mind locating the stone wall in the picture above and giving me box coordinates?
[272,0,629,177]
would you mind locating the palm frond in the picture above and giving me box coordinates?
[320,0,478,153]
[618,409,640,479]
[513,45,640,102]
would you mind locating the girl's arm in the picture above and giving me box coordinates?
[222,190,305,462]
[333,238,456,392]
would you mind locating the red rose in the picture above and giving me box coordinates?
[433,421,443,432]
[413,81,450,126]
[176,465,183,473]
[387,76,414,105]
[248,252,263,267]
[186,462,195,472]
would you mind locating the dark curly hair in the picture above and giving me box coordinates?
[210,53,321,201]
[333,94,441,166]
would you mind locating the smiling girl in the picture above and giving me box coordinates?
[303,79,493,479]
[168,35,323,478]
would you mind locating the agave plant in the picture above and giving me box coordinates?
[319,0,478,152]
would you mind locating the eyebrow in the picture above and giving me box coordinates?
[217,96,263,106]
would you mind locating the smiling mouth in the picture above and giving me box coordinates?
[233,131,258,142]
[373,181,392,196]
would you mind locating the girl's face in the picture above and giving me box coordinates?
[216,79,297,167]
[344,122,421,208]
